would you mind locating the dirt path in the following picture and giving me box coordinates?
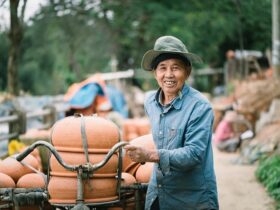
[213,147,276,210]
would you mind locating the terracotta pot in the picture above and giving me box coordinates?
[122,155,133,172]
[0,155,39,182]
[121,172,136,186]
[50,152,118,175]
[17,173,46,188]
[136,118,151,136]
[48,175,118,204]
[135,162,154,183]
[0,172,16,188]
[124,162,141,176]
[122,119,138,134]
[126,132,139,141]
[51,115,119,151]
[130,134,155,149]
[122,134,154,170]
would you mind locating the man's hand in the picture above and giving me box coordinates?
[124,145,159,163]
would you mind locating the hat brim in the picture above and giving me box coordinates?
[141,50,202,71]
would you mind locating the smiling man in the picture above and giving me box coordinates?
[125,36,219,210]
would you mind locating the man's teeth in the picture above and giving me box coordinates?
[165,81,175,85]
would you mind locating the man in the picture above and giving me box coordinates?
[125,36,219,210]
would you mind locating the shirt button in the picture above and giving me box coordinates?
[159,131,163,135]
[161,113,164,117]
[158,184,162,187]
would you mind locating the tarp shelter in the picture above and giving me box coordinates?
[64,74,128,118]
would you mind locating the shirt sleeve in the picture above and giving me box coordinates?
[158,102,214,173]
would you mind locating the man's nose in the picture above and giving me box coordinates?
[165,68,174,77]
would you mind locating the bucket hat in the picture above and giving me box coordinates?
[141,36,202,71]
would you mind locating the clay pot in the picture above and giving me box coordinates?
[123,134,155,171]
[48,174,118,204]
[135,162,154,183]
[130,134,155,149]
[137,118,151,136]
[0,172,16,188]
[121,172,136,186]
[126,132,139,141]
[17,173,46,188]
[51,115,119,152]
[0,155,39,182]
[122,119,138,134]
[124,162,141,176]
[122,155,133,172]
[50,152,118,175]
[19,147,42,171]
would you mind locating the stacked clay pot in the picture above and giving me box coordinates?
[0,154,40,182]
[122,118,151,173]
[124,134,155,183]
[48,115,120,204]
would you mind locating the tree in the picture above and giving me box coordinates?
[7,0,27,95]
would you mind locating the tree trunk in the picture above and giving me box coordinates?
[272,0,280,78]
[7,0,23,96]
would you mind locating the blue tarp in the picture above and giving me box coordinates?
[67,83,128,118]
[68,83,104,109]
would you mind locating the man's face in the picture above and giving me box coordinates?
[154,58,190,96]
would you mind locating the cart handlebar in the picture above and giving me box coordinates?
[16,140,129,172]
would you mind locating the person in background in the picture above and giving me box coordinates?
[125,35,219,210]
[214,110,241,152]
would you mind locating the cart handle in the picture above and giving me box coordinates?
[16,140,128,172]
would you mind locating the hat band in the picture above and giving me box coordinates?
[151,53,191,70]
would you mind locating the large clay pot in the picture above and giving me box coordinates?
[50,151,118,175]
[135,162,154,183]
[51,115,119,152]
[0,172,16,188]
[0,155,39,182]
[122,134,155,171]
[49,115,121,204]
[123,134,155,176]
[17,173,46,188]
[48,174,118,204]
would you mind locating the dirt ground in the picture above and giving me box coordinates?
[214,147,276,210]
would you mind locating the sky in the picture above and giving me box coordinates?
[0,0,46,30]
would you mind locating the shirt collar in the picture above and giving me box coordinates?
[153,84,189,110]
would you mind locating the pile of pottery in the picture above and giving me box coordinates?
[0,155,46,210]
[0,154,44,186]
[122,118,151,141]
[48,115,122,204]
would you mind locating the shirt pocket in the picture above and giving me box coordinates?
[167,127,182,149]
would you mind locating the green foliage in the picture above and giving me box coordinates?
[256,155,280,207]
[0,0,273,94]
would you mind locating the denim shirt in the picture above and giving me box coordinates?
[144,84,219,210]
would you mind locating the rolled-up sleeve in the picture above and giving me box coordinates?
[158,103,213,173]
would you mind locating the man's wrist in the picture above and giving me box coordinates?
[148,150,159,163]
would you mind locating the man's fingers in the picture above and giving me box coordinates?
[124,145,137,151]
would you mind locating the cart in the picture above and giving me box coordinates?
[0,141,148,210]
